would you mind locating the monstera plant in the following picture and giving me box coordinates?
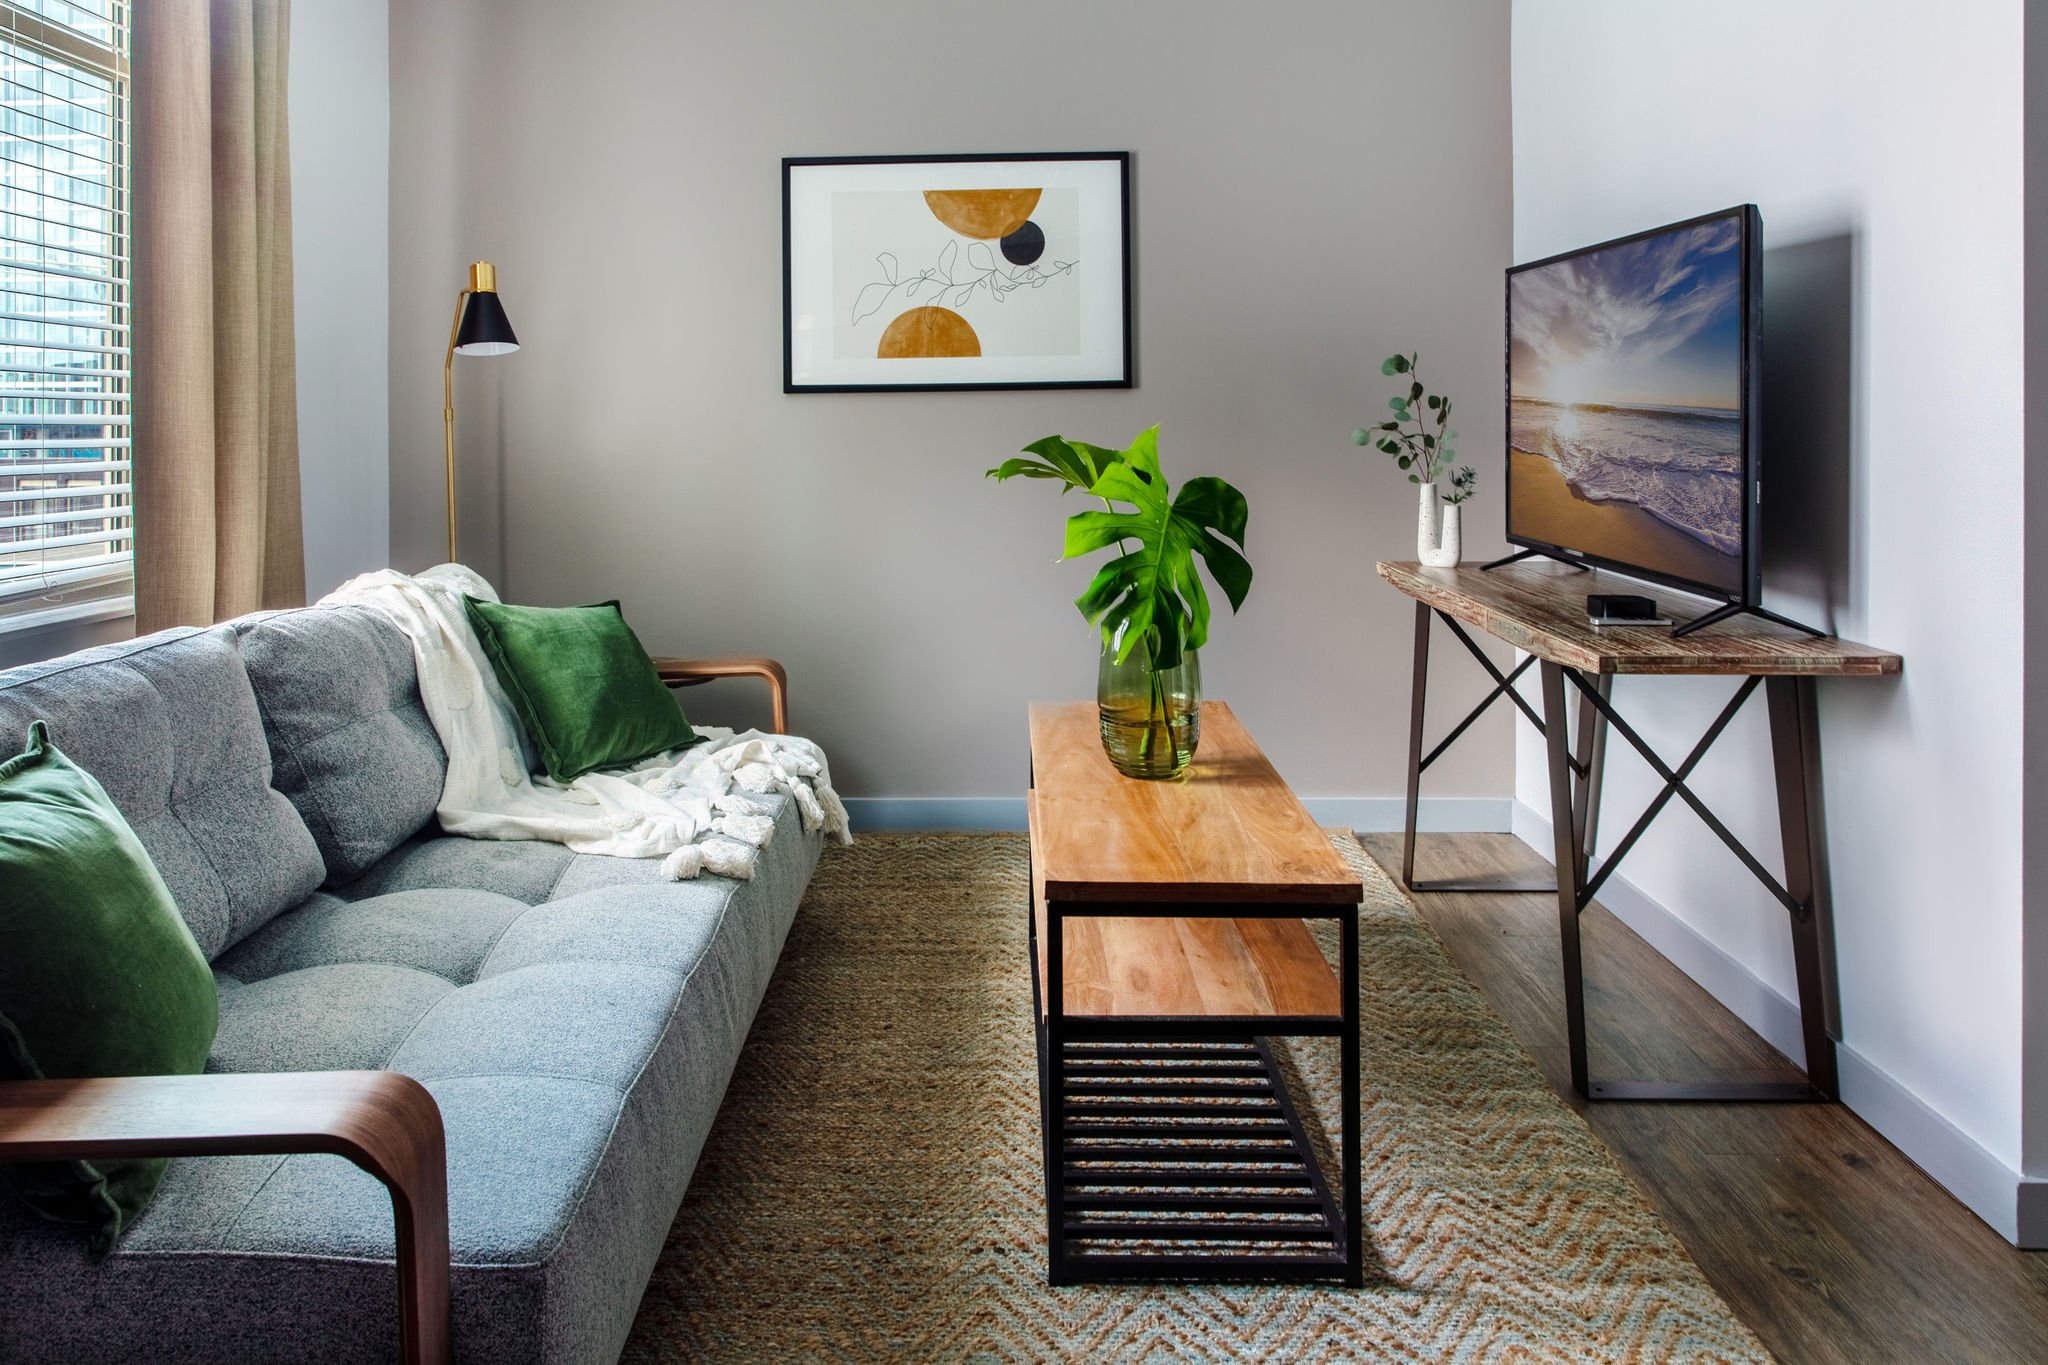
[988,426,1252,779]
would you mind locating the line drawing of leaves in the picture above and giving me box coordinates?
[848,238,1079,326]
[851,280,898,326]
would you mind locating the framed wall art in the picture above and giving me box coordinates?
[783,152,1132,393]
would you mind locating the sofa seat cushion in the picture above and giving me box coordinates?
[476,888,729,977]
[215,889,527,984]
[234,606,447,885]
[339,831,575,905]
[208,884,702,1089]
[390,961,683,1092]
[184,883,731,1268]
[0,626,324,959]
[0,789,825,1365]
[176,1074,629,1264]
[208,966,455,1075]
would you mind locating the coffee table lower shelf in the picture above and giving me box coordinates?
[1036,1032,1356,1284]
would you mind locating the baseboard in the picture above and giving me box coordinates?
[2018,1178,2048,1247]
[1511,799,2040,1247]
[842,795,1515,835]
[840,798,1032,832]
[1305,797,1513,833]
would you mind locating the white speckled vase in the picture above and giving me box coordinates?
[1417,482,1462,567]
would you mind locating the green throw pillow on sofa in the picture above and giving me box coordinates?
[463,597,698,782]
[0,721,218,1257]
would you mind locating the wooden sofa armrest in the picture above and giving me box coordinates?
[652,656,789,734]
[0,1071,450,1365]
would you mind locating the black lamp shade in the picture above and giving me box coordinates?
[454,290,519,356]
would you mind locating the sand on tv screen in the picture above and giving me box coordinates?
[1508,215,1746,596]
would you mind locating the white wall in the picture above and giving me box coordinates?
[1512,0,2032,1237]
[2024,1,2048,1205]
[386,0,1517,821]
[290,0,390,596]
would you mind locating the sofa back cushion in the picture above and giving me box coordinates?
[233,605,447,883]
[0,627,324,960]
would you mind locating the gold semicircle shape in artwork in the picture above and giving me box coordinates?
[923,188,1042,240]
[877,306,982,359]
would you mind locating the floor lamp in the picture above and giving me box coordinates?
[442,261,520,564]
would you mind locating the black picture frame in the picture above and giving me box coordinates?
[783,152,1133,393]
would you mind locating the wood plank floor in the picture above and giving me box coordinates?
[1359,832,2048,1365]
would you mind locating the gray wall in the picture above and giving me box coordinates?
[292,0,390,599]
[387,0,1514,814]
[1513,0,2032,1240]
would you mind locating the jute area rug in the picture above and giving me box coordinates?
[620,833,1768,1363]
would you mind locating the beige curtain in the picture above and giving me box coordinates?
[133,0,304,634]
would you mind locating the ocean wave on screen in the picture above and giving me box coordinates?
[1510,400,1742,556]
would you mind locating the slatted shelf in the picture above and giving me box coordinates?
[1044,1039,1346,1279]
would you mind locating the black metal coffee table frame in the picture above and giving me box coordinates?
[1026,868,1364,1288]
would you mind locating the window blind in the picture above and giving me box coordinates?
[0,0,127,632]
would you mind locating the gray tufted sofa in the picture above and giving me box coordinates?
[0,602,822,1364]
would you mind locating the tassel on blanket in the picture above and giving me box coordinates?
[712,812,777,848]
[715,793,777,819]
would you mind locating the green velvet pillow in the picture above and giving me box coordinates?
[0,721,218,1257]
[463,597,698,782]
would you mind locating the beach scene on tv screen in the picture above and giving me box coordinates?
[1508,217,1745,593]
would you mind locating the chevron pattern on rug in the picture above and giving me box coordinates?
[620,832,1769,1363]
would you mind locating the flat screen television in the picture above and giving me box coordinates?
[1505,205,1762,614]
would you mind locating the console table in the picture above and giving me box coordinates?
[1376,560,1901,1103]
[1026,701,1363,1286]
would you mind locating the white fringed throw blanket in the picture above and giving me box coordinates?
[324,566,850,880]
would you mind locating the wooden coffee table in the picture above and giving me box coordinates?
[1026,701,1364,1286]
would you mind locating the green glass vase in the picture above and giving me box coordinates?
[1097,637,1201,780]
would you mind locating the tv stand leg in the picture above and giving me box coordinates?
[1672,601,1829,639]
[1401,603,1429,888]
[1671,602,1744,637]
[1480,548,1590,573]
[1750,604,1829,638]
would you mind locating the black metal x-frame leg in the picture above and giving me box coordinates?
[1401,601,1609,894]
[1537,661,1841,1102]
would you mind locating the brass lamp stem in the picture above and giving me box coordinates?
[441,288,471,565]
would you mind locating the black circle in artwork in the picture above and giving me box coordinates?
[1000,220,1046,266]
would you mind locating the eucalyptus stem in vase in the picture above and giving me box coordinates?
[987,426,1253,779]
[1352,351,1477,566]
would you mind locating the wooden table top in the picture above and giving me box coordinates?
[1027,701,1360,905]
[1376,560,1902,677]
[1026,701,1355,1024]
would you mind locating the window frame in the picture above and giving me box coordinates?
[0,0,129,637]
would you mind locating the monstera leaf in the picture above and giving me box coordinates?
[1058,427,1251,669]
[985,434,1127,494]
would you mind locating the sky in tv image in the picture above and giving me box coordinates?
[1507,217,1745,593]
